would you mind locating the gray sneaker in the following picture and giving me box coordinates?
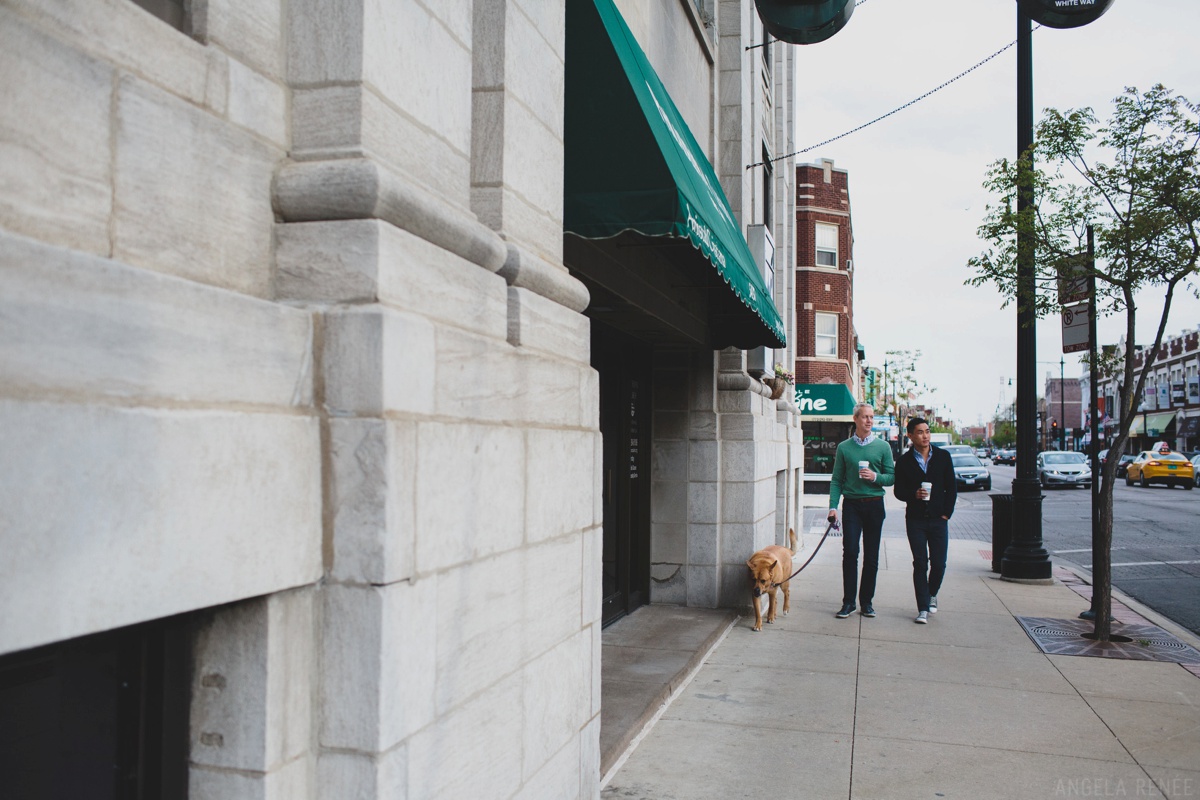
[929,596,938,613]
[914,611,929,624]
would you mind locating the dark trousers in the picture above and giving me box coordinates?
[842,497,885,606]
[906,516,948,612]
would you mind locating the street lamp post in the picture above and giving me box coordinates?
[1002,8,1052,582]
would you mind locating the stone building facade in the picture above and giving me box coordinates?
[0,0,801,797]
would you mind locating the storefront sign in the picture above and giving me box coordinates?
[795,383,858,420]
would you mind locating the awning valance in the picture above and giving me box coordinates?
[564,0,786,349]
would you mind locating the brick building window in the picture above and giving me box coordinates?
[815,223,838,267]
[815,312,838,357]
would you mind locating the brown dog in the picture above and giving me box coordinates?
[746,529,798,631]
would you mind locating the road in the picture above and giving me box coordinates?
[978,464,1200,637]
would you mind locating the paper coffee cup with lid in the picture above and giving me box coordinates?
[920,481,932,496]
[859,460,869,470]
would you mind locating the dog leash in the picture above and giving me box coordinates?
[773,519,838,587]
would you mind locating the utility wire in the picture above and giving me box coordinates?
[748,25,1037,170]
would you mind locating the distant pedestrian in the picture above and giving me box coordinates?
[828,403,895,619]
[893,418,957,624]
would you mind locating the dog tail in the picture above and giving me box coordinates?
[788,528,797,554]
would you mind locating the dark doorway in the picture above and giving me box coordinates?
[594,322,652,626]
[0,614,193,800]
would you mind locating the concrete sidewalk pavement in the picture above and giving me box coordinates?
[600,535,1200,799]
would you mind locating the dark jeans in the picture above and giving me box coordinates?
[906,516,949,612]
[842,497,885,606]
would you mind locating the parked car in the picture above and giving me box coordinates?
[1193,454,1200,487]
[1114,454,1135,478]
[940,444,975,456]
[950,454,992,491]
[1036,451,1092,489]
[994,448,1016,465]
[1125,450,1195,489]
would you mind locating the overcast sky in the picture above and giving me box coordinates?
[790,0,1200,428]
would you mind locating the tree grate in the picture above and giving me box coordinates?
[1016,616,1200,663]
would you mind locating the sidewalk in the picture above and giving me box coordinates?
[600,522,1200,799]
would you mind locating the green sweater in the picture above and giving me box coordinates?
[828,437,896,509]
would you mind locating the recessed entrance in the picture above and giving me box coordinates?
[594,322,652,627]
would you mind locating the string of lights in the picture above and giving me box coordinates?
[747,23,1038,170]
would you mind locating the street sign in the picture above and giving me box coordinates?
[1018,0,1116,29]
[1058,269,1088,306]
[1062,301,1089,353]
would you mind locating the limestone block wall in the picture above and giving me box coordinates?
[2,0,603,798]
[649,350,800,610]
[0,0,319,656]
[277,0,603,797]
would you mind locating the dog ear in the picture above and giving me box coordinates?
[769,559,778,570]
[745,559,755,569]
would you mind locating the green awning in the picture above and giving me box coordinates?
[796,383,858,421]
[1131,412,1176,436]
[564,0,786,349]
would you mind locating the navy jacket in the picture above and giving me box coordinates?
[894,446,957,520]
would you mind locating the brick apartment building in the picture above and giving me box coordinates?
[795,159,856,388]
[794,159,860,491]
[1044,375,1084,450]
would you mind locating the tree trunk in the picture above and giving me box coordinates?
[1093,462,1115,640]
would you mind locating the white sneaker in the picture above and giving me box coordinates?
[915,611,928,624]
[929,596,938,613]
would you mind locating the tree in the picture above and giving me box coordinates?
[991,406,1017,448]
[874,349,933,421]
[967,84,1200,640]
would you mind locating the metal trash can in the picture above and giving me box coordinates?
[990,494,1013,574]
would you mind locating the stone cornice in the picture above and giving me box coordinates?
[275,157,507,274]
[275,158,591,312]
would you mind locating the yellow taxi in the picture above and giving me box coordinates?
[1124,444,1195,490]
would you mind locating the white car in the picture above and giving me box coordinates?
[1036,451,1092,489]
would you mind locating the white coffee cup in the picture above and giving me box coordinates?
[858,460,869,471]
[920,481,932,498]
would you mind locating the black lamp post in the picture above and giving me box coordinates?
[1003,0,1116,581]
[1002,7,1052,582]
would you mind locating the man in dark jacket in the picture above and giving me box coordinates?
[893,418,957,624]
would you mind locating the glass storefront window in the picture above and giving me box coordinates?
[804,421,853,474]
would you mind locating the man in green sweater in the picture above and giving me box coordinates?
[827,403,895,618]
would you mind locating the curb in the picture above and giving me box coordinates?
[599,610,738,784]
[1051,555,1200,651]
